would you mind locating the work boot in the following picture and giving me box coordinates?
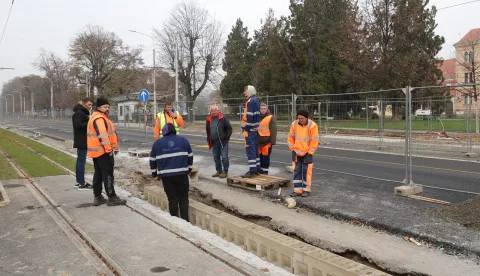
[241,171,256,178]
[107,195,127,206]
[93,195,107,206]
[219,171,228,178]
[212,171,221,177]
[290,192,301,198]
[301,191,311,198]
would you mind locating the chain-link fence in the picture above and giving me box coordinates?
[3,85,479,160]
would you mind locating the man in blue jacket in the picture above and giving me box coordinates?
[150,123,193,221]
[241,85,260,178]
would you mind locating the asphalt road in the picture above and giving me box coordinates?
[3,117,480,198]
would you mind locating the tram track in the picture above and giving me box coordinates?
[0,134,128,276]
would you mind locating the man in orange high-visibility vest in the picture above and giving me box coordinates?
[257,103,277,175]
[87,97,126,207]
[287,109,319,197]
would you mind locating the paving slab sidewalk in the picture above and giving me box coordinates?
[0,179,100,276]
[31,175,243,276]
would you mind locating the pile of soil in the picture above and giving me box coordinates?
[434,196,480,230]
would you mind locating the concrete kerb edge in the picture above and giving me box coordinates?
[262,191,480,259]
[195,171,480,262]
[142,186,388,276]
[0,181,11,207]
[123,197,271,276]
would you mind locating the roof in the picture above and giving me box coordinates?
[438,58,456,79]
[455,28,480,46]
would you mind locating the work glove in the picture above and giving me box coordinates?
[304,154,313,164]
[291,151,296,162]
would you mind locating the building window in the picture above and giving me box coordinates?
[465,72,473,83]
[465,52,469,63]
[120,106,123,116]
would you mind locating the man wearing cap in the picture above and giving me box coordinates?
[87,97,126,206]
[287,109,319,197]
[241,85,260,178]
[150,123,193,222]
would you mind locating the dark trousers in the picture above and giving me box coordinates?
[92,153,116,197]
[162,174,190,222]
[212,139,229,173]
[245,131,259,172]
[258,145,272,175]
[75,148,87,185]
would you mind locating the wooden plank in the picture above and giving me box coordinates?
[228,183,262,191]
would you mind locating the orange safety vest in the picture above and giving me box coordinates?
[287,119,319,156]
[87,111,119,158]
[241,98,251,129]
[258,115,272,137]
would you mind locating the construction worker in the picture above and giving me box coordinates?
[241,85,260,178]
[87,97,126,206]
[150,123,193,222]
[287,109,319,197]
[154,102,185,140]
[257,103,277,175]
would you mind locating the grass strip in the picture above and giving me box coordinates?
[0,133,66,177]
[0,128,94,173]
[0,149,19,180]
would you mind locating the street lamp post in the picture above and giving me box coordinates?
[129,30,157,118]
[0,97,6,115]
[45,77,54,119]
[13,91,22,116]
[7,94,14,115]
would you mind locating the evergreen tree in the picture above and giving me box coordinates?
[220,18,254,98]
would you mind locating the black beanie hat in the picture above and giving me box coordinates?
[297,109,309,118]
[96,97,110,107]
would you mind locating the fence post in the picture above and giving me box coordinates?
[326,100,329,133]
[318,102,322,135]
[466,95,472,153]
[379,100,384,150]
[366,98,369,131]
[401,85,414,186]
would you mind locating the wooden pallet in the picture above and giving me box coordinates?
[227,175,292,191]
[128,150,150,158]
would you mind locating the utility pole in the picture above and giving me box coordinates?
[175,40,179,110]
[129,30,157,118]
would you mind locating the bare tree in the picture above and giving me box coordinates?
[34,49,78,108]
[70,25,143,96]
[454,30,480,133]
[155,0,223,118]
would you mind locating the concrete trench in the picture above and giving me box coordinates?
[142,182,402,276]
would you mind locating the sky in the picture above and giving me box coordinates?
[0,0,478,89]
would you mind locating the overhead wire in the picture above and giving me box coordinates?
[0,0,15,48]
[437,0,480,11]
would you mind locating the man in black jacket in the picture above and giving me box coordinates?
[206,106,232,178]
[72,98,93,190]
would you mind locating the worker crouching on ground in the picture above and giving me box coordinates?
[241,85,260,178]
[87,97,126,206]
[288,109,319,197]
[150,123,193,222]
[257,103,277,175]
[206,105,232,178]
